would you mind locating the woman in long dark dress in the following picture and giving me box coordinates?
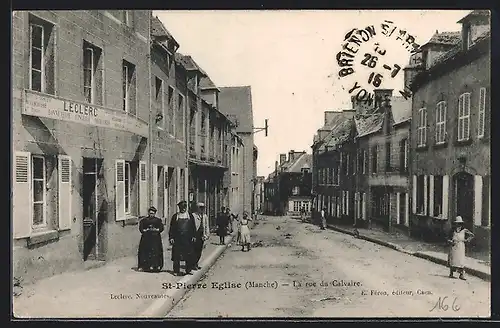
[216,208,230,245]
[138,206,165,272]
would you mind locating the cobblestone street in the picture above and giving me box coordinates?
[168,215,490,318]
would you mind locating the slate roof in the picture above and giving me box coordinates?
[200,75,220,91]
[355,113,385,138]
[314,111,354,148]
[390,97,412,125]
[457,10,491,23]
[150,16,179,48]
[324,118,354,149]
[426,31,461,46]
[218,86,254,134]
[286,153,312,173]
[174,53,208,76]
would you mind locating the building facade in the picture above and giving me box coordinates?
[12,10,152,283]
[409,10,490,250]
[219,86,255,215]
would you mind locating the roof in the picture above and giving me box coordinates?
[150,16,179,48]
[200,75,220,91]
[355,113,385,138]
[390,97,412,125]
[324,118,354,149]
[314,111,354,148]
[457,10,490,24]
[174,53,207,76]
[218,86,254,134]
[286,153,312,173]
[425,31,461,46]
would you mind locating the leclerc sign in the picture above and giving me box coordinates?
[22,89,149,137]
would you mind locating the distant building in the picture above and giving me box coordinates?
[219,86,255,215]
[408,10,490,250]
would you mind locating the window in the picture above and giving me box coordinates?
[293,201,301,212]
[122,60,136,114]
[83,42,103,105]
[371,145,378,173]
[435,101,447,144]
[465,25,473,49]
[363,149,367,174]
[154,77,164,129]
[346,154,350,175]
[124,162,131,214]
[328,167,333,185]
[292,186,300,196]
[399,138,409,173]
[333,167,339,185]
[32,156,46,228]
[385,141,391,172]
[478,88,486,138]
[417,108,427,146]
[301,168,309,174]
[177,93,185,141]
[123,11,132,27]
[416,175,425,214]
[168,86,175,135]
[458,93,471,141]
[433,176,443,217]
[29,17,55,94]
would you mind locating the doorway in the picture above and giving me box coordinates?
[83,157,105,261]
[454,172,474,231]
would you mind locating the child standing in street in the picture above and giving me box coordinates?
[447,216,474,280]
[239,212,252,252]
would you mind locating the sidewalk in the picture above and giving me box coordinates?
[13,232,233,318]
[324,222,491,281]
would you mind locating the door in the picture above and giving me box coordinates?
[83,158,104,261]
[454,172,474,231]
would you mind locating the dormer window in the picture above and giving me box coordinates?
[464,24,473,50]
[194,75,199,91]
[301,168,309,174]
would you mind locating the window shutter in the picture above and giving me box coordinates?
[139,161,148,216]
[423,175,428,215]
[152,164,158,209]
[58,155,72,231]
[474,176,483,226]
[429,175,434,217]
[115,159,125,221]
[176,167,181,203]
[442,175,449,220]
[13,152,32,239]
[412,175,417,214]
[163,165,169,219]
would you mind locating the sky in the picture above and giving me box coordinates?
[154,10,470,177]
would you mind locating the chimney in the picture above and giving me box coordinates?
[374,89,393,109]
[279,154,286,165]
[324,111,340,125]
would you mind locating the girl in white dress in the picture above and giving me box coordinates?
[240,212,252,252]
[447,216,474,280]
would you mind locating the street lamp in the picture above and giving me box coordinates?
[253,119,269,136]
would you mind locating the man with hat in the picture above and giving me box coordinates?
[168,200,197,276]
[137,206,164,272]
[192,202,211,270]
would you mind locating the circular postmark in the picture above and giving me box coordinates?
[335,20,423,106]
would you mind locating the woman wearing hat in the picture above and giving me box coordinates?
[447,216,474,280]
[137,206,165,272]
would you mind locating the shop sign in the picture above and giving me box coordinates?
[22,89,148,137]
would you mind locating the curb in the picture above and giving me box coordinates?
[138,234,235,317]
[326,224,490,281]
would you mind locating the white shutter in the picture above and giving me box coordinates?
[13,152,32,239]
[404,193,410,226]
[115,159,125,221]
[474,175,483,226]
[412,175,417,213]
[152,164,158,209]
[423,175,428,215]
[164,165,169,219]
[176,167,181,203]
[346,191,349,215]
[442,175,449,220]
[184,167,189,201]
[362,193,366,220]
[396,192,401,225]
[139,161,148,216]
[58,155,72,231]
[429,175,434,217]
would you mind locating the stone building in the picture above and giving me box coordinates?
[218,86,255,215]
[408,10,490,250]
[12,10,152,283]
